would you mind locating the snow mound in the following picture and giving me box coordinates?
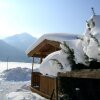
[39,50,71,76]
[1,67,32,81]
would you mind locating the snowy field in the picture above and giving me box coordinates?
[0,62,47,100]
[0,81,47,100]
[0,62,39,72]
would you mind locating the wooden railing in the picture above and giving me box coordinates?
[31,72,56,99]
[40,75,56,98]
[31,72,41,90]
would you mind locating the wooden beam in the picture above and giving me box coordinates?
[58,69,100,79]
[27,39,60,57]
[47,40,60,49]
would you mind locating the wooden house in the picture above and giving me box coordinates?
[26,33,100,100]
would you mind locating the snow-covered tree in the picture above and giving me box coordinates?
[60,40,89,70]
[60,41,75,66]
[82,33,100,63]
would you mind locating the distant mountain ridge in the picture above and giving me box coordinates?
[0,33,37,62]
[4,33,37,51]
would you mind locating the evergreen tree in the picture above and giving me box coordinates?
[84,53,90,65]
[89,33,100,46]
[61,41,75,66]
[50,59,63,69]
[89,33,100,60]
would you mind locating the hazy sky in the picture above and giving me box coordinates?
[0,0,99,38]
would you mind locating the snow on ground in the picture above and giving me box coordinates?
[0,80,47,100]
[0,63,47,100]
[7,91,46,100]
[0,81,29,100]
[1,67,31,81]
[0,62,39,73]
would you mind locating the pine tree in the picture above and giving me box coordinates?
[84,33,100,68]
[76,36,90,64]
[89,33,100,46]
[89,33,100,60]
[84,53,90,65]
[61,41,75,66]
[50,59,63,69]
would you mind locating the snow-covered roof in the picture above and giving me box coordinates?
[26,33,79,57]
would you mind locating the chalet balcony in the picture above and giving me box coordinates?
[30,72,57,100]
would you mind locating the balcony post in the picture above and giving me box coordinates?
[31,57,34,87]
[40,57,43,63]
[32,57,34,72]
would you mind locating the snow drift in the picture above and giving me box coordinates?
[1,67,32,81]
[39,50,71,76]
[0,67,46,100]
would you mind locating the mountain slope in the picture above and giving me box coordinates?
[4,33,37,52]
[0,40,31,62]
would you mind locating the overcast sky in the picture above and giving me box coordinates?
[0,0,99,38]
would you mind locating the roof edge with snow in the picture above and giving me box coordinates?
[26,33,79,57]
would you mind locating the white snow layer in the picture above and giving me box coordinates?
[26,33,78,55]
[39,39,88,76]
[82,33,100,62]
[83,15,100,62]
[73,40,86,65]
[6,91,47,100]
[1,67,40,81]
[1,67,31,81]
[0,67,46,100]
[39,50,71,76]
[85,15,100,35]
[0,80,46,100]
